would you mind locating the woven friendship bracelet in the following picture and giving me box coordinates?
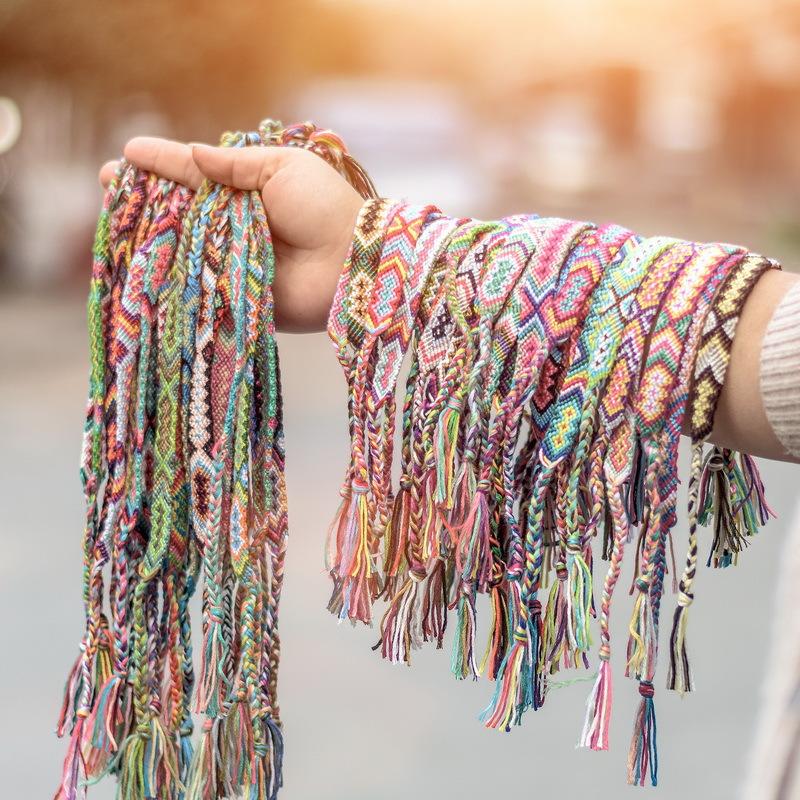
[622,242,743,786]
[630,247,743,785]
[328,197,397,371]
[445,218,590,681]
[66,177,187,789]
[325,189,780,790]
[328,202,438,624]
[327,204,776,791]
[56,120,375,800]
[360,205,450,550]
[579,239,695,751]
[555,240,693,684]
[377,219,505,663]
[485,226,638,723]
[481,236,671,733]
[690,253,779,440]
[541,239,677,685]
[63,167,147,738]
[514,225,636,547]
[376,220,463,603]
[534,237,677,662]
[365,213,464,591]
[666,252,779,697]
[642,248,748,700]
[460,219,590,682]
[58,112,782,800]
[412,217,542,675]
[447,217,557,562]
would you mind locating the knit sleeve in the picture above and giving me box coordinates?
[760,280,800,459]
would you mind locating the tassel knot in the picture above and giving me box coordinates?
[627,680,658,787]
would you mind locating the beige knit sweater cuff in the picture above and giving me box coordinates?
[760,280,800,458]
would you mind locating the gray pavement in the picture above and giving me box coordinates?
[1,291,796,800]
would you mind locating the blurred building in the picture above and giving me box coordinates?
[1,0,799,288]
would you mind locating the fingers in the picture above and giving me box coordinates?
[98,160,119,189]
[123,136,204,190]
[106,137,288,194]
[191,144,285,191]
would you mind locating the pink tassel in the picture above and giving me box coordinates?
[456,490,491,589]
[327,480,373,623]
[579,652,613,750]
[53,717,87,800]
[325,487,350,572]
[343,571,373,626]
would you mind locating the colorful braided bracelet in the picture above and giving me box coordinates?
[56,120,375,800]
[56,118,782,799]
[328,202,780,788]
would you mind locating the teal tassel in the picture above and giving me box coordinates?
[627,680,658,787]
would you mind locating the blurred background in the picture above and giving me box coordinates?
[1,0,799,797]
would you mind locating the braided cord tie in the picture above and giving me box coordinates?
[666,253,779,695]
[579,238,695,751]
[624,242,743,787]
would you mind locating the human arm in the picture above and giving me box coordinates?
[101,137,800,464]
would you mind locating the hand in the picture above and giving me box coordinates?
[100,137,365,332]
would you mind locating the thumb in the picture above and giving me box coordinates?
[191,144,285,191]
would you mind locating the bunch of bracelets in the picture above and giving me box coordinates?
[55,117,777,799]
[328,197,778,788]
[54,120,377,800]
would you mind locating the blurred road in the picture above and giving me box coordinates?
[1,290,797,799]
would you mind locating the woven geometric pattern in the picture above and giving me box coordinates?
[56,120,375,800]
[689,253,777,440]
[56,119,781,800]
[328,199,778,791]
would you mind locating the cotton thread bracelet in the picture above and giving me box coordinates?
[327,203,779,789]
[580,239,695,752]
[451,218,590,681]
[56,116,783,800]
[472,220,590,682]
[379,219,505,663]
[618,242,743,786]
[55,119,376,800]
[666,252,778,696]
